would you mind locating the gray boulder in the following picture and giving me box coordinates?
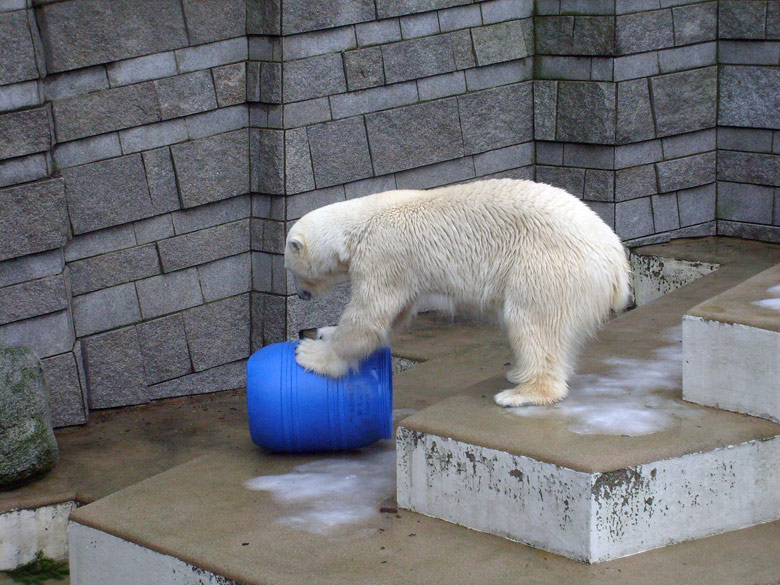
[0,345,59,489]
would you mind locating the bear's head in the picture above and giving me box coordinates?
[284,208,350,301]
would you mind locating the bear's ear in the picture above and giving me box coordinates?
[288,237,304,254]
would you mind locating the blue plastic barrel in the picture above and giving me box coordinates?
[246,341,393,452]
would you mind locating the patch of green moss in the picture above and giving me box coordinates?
[2,551,68,585]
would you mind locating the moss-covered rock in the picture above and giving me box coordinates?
[0,345,59,490]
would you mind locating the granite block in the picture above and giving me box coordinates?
[171,196,250,235]
[395,157,475,189]
[719,65,780,130]
[557,81,616,143]
[382,34,456,84]
[42,352,86,427]
[283,27,356,61]
[616,9,674,54]
[717,150,780,186]
[68,244,160,296]
[0,10,38,85]
[308,117,373,188]
[0,106,51,161]
[472,20,532,65]
[615,164,657,201]
[0,275,68,326]
[717,181,775,224]
[617,78,655,143]
[285,127,315,194]
[53,133,122,169]
[137,313,192,385]
[329,82,419,119]
[157,220,249,273]
[136,268,204,320]
[651,67,716,137]
[655,151,716,192]
[400,11,440,38]
[155,71,218,120]
[282,0,375,34]
[0,153,49,188]
[0,179,68,262]
[213,63,246,107]
[63,154,154,234]
[36,0,188,72]
[344,47,385,91]
[0,310,74,359]
[459,83,533,155]
[615,196,654,239]
[249,128,284,194]
[171,130,250,208]
[82,326,146,408]
[651,192,680,232]
[183,295,250,371]
[672,1,716,45]
[52,82,160,143]
[142,147,180,214]
[64,225,136,263]
[718,0,767,40]
[71,282,141,337]
[366,98,464,175]
[106,52,177,87]
[198,253,251,302]
[584,169,615,201]
[535,166,586,196]
[181,0,245,45]
[0,250,63,289]
[283,53,346,102]
[677,183,715,226]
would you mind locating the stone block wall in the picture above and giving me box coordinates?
[716,0,780,241]
[1,0,779,423]
[1,0,250,426]
[534,0,720,246]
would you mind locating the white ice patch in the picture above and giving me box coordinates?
[510,326,700,436]
[751,283,780,311]
[244,444,396,535]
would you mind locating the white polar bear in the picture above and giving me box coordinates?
[284,178,630,407]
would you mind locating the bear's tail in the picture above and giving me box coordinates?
[610,251,632,313]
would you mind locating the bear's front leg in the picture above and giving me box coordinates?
[295,282,404,378]
[295,338,351,378]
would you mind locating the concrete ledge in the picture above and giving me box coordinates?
[629,252,718,306]
[397,428,780,563]
[0,501,78,570]
[684,263,780,422]
[69,522,237,585]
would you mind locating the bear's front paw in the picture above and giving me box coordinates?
[315,326,337,341]
[295,338,350,378]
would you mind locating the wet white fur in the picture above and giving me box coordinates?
[285,178,631,407]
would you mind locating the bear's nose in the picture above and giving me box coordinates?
[298,290,312,300]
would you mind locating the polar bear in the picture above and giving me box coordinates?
[284,178,630,407]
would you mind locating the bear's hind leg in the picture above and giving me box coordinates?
[495,308,571,407]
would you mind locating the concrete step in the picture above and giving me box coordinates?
[398,241,780,563]
[684,262,780,423]
[67,443,780,585]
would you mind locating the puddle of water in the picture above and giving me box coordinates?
[244,409,414,535]
[244,444,396,536]
[751,283,780,311]
[509,326,700,436]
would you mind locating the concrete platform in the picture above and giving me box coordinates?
[3,237,780,583]
[397,238,780,562]
[67,444,780,585]
[684,262,780,422]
